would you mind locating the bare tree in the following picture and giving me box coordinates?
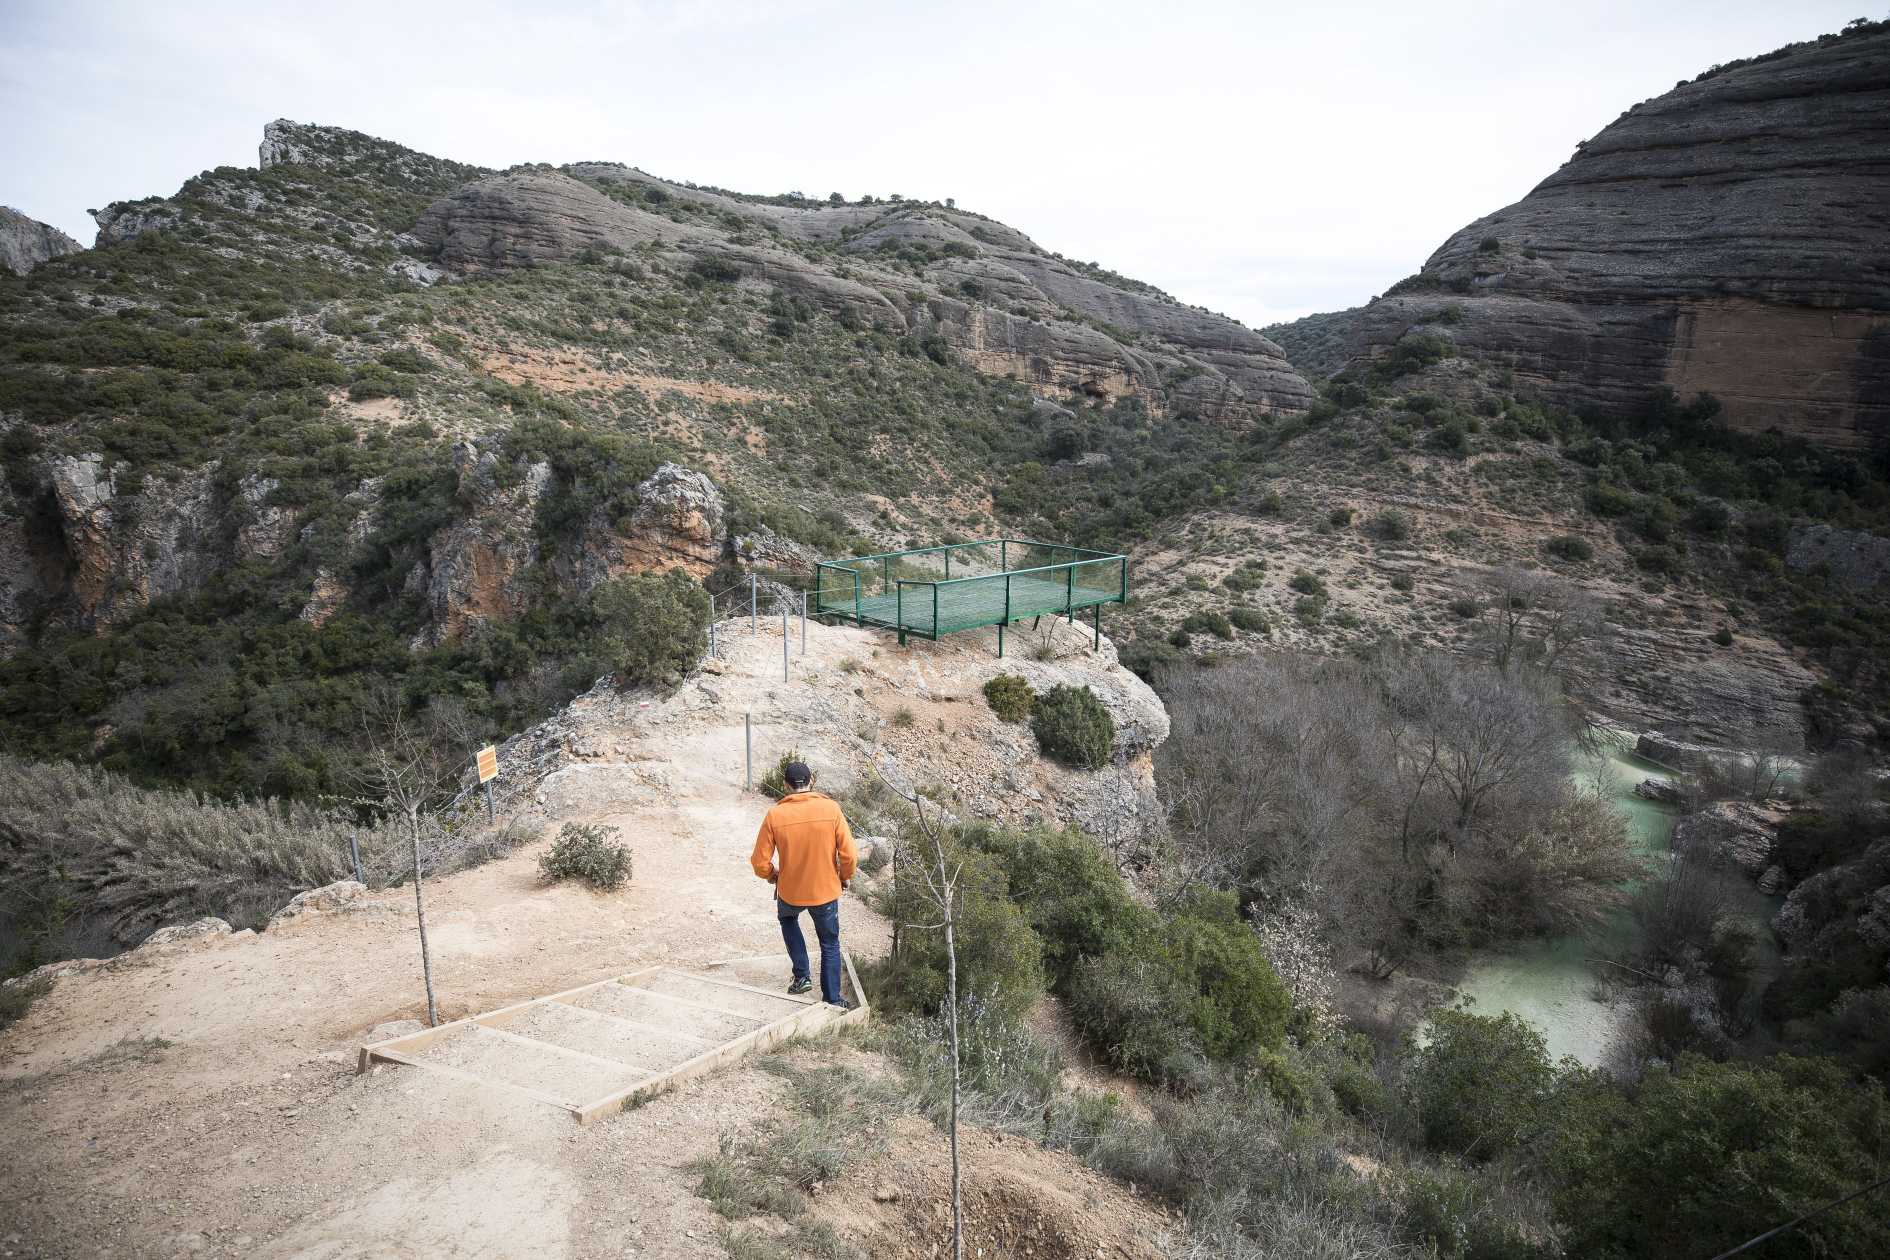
[1477,566,1605,676]
[874,759,965,1260]
[353,691,473,1028]
[1425,665,1570,855]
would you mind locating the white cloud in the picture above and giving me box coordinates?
[0,0,1866,323]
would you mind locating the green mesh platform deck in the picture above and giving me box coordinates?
[815,539,1127,654]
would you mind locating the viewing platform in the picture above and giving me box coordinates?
[814,538,1128,655]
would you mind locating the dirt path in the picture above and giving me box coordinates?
[0,634,895,1259]
[0,617,1176,1258]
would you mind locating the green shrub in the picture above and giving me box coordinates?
[1448,596,1480,619]
[968,825,1145,979]
[1544,534,1593,562]
[1294,596,1326,625]
[1390,573,1416,592]
[891,707,915,728]
[1288,570,1326,596]
[870,844,1044,1022]
[1585,483,1634,518]
[1409,1009,1555,1159]
[1712,626,1734,647]
[1181,610,1234,641]
[588,568,709,686]
[539,823,632,890]
[1328,506,1354,527]
[1229,607,1270,634]
[1397,1165,1544,1260]
[1031,684,1115,769]
[759,750,804,800]
[982,673,1035,723]
[1068,945,1205,1087]
[1118,638,1182,681]
[1163,890,1292,1060]
[1367,510,1411,541]
[1479,236,1501,254]
[1550,1055,1890,1259]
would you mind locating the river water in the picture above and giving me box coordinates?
[1453,733,1678,1065]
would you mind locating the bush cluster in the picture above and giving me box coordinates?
[538,823,632,890]
[1181,610,1234,641]
[589,569,710,686]
[981,673,1035,723]
[1029,684,1115,769]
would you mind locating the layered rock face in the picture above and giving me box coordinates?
[414,164,1312,422]
[0,207,80,275]
[1347,26,1890,447]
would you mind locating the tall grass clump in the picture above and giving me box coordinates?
[0,754,526,971]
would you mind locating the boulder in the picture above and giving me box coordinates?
[1634,778,1687,806]
[141,917,235,948]
[1672,801,1781,877]
[268,881,369,928]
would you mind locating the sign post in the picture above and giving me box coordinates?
[475,745,499,824]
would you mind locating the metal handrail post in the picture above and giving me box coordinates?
[750,573,757,634]
[800,591,807,653]
[782,609,789,682]
[999,573,1010,658]
[853,568,862,627]
[1066,565,1074,621]
[896,581,905,646]
[933,582,939,638]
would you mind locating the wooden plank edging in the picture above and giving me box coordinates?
[355,966,664,1072]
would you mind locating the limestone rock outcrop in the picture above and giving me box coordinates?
[0,207,80,275]
[413,165,1312,425]
[0,453,225,636]
[1345,24,1890,447]
[1673,800,1783,877]
[1787,523,1890,590]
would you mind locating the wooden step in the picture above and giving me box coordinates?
[358,954,870,1125]
[411,1024,645,1109]
[633,968,813,1020]
[570,982,764,1042]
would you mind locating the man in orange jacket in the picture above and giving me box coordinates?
[750,761,858,1007]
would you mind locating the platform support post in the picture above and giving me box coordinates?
[999,574,1009,659]
[800,591,807,653]
[896,582,904,647]
[854,569,862,627]
[750,573,757,635]
[1066,566,1074,621]
[1093,601,1101,651]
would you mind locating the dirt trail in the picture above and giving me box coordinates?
[0,618,1170,1258]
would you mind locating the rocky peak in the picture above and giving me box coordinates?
[0,207,81,275]
[1344,22,1890,448]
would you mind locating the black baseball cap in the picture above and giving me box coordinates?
[784,761,812,788]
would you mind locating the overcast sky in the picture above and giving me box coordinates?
[0,1,1870,327]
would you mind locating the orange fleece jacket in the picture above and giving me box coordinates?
[751,790,857,906]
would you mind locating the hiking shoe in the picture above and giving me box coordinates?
[787,977,812,996]
[826,997,856,1011]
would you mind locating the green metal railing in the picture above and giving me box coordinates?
[814,538,1128,656]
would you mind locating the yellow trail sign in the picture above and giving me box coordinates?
[475,745,498,784]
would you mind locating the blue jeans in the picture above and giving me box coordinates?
[778,897,842,1004]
